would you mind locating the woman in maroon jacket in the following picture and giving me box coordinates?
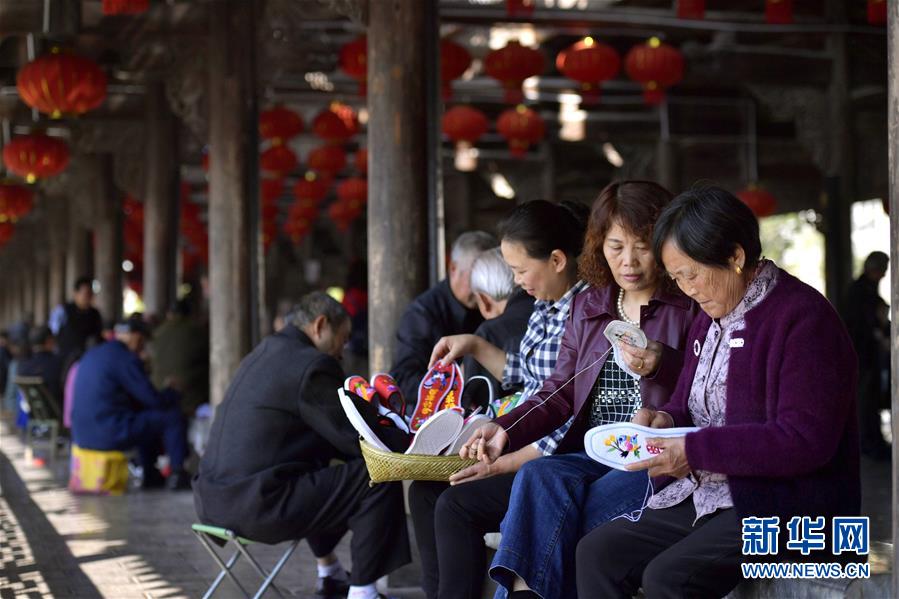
[461,181,699,599]
[577,187,860,598]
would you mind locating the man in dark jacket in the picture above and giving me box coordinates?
[463,248,534,407]
[52,276,103,370]
[389,231,496,405]
[18,326,64,413]
[71,315,188,490]
[194,292,410,599]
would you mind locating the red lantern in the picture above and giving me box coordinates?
[497,105,545,158]
[354,148,368,175]
[868,0,887,25]
[293,172,331,204]
[328,201,356,232]
[336,178,368,212]
[556,38,621,103]
[260,106,303,144]
[261,219,278,253]
[313,106,356,144]
[0,183,34,223]
[17,50,107,118]
[624,38,685,105]
[308,145,347,176]
[340,36,367,96]
[102,0,148,14]
[736,185,777,218]
[484,42,545,104]
[0,223,15,246]
[2,133,70,183]
[506,0,535,17]
[442,105,489,145]
[765,0,793,24]
[441,39,472,100]
[261,178,284,203]
[260,145,298,175]
[677,0,705,19]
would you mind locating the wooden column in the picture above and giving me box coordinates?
[48,197,67,311]
[21,249,34,324]
[143,82,180,320]
[65,220,90,296]
[33,257,49,326]
[367,0,435,375]
[208,0,258,406]
[887,2,899,595]
[92,155,123,324]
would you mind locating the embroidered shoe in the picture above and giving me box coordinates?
[444,414,491,456]
[371,372,407,417]
[439,363,464,413]
[344,375,377,403]
[405,408,464,456]
[584,422,700,471]
[461,375,495,414]
[410,362,456,432]
[339,388,411,452]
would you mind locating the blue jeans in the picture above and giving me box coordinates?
[489,452,650,599]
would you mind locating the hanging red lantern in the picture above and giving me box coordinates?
[506,0,535,17]
[354,148,368,175]
[556,38,621,103]
[308,145,347,176]
[313,105,356,145]
[261,178,284,203]
[0,183,34,223]
[441,39,472,100]
[336,178,368,213]
[484,41,545,104]
[17,49,107,118]
[677,0,705,19]
[283,217,313,244]
[339,36,367,96]
[102,0,149,14]
[0,223,15,246]
[442,105,489,146]
[868,0,887,25]
[293,171,331,204]
[736,185,777,218]
[765,0,793,24]
[260,145,298,175]
[3,133,70,183]
[259,106,303,144]
[624,38,685,105]
[497,105,545,158]
[328,201,356,232]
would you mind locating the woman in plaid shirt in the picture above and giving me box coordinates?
[409,199,590,599]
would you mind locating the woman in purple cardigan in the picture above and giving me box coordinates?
[577,186,860,598]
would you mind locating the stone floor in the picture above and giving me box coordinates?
[0,417,895,599]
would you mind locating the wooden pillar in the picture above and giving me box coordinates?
[48,199,67,311]
[92,155,123,324]
[367,0,435,375]
[65,220,90,296]
[208,0,258,406]
[143,82,180,320]
[656,139,678,193]
[33,257,49,326]
[887,2,899,595]
[823,0,854,304]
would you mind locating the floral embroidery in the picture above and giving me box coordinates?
[605,433,641,460]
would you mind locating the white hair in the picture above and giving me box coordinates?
[470,247,515,301]
[451,231,498,271]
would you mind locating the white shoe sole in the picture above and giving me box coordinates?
[405,409,463,456]
[444,415,491,456]
[338,388,391,452]
[584,422,700,471]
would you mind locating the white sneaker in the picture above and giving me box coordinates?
[444,414,491,456]
[584,422,700,471]
[405,409,463,456]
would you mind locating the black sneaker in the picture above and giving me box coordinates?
[166,469,193,491]
[315,574,349,598]
[141,467,166,490]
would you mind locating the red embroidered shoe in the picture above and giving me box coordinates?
[344,375,377,403]
[371,372,406,417]
[439,363,464,412]
[410,363,455,432]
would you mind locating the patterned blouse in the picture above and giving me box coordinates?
[648,260,778,521]
[586,358,642,429]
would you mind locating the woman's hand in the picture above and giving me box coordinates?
[448,459,505,485]
[632,407,674,429]
[618,339,664,377]
[625,436,691,478]
[429,334,479,368]
[459,422,508,464]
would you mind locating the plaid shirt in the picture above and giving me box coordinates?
[503,280,588,456]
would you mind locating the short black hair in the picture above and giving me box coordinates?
[29,326,53,348]
[652,186,762,271]
[287,291,349,330]
[497,199,589,261]
[74,276,93,292]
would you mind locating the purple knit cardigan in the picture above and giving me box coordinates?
[659,268,861,524]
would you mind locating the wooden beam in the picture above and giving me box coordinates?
[367,0,433,376]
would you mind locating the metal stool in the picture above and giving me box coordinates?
[191,524,299,599]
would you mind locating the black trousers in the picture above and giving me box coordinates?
[577,500,742,599]
[408,474,516,599]
[258,459,410,586]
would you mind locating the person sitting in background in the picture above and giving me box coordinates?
[194,292,410,599]
[149,300,209,418]
[389,231,497,405]
[18,326,64,413]
[463,247,534,409]
[71,315,189,490]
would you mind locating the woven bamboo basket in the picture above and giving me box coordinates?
[360,439,478,485]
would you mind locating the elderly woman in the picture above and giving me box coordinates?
[576,186,860,598]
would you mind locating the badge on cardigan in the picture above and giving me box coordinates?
[693,339,701,356]
[729,338,745,348]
